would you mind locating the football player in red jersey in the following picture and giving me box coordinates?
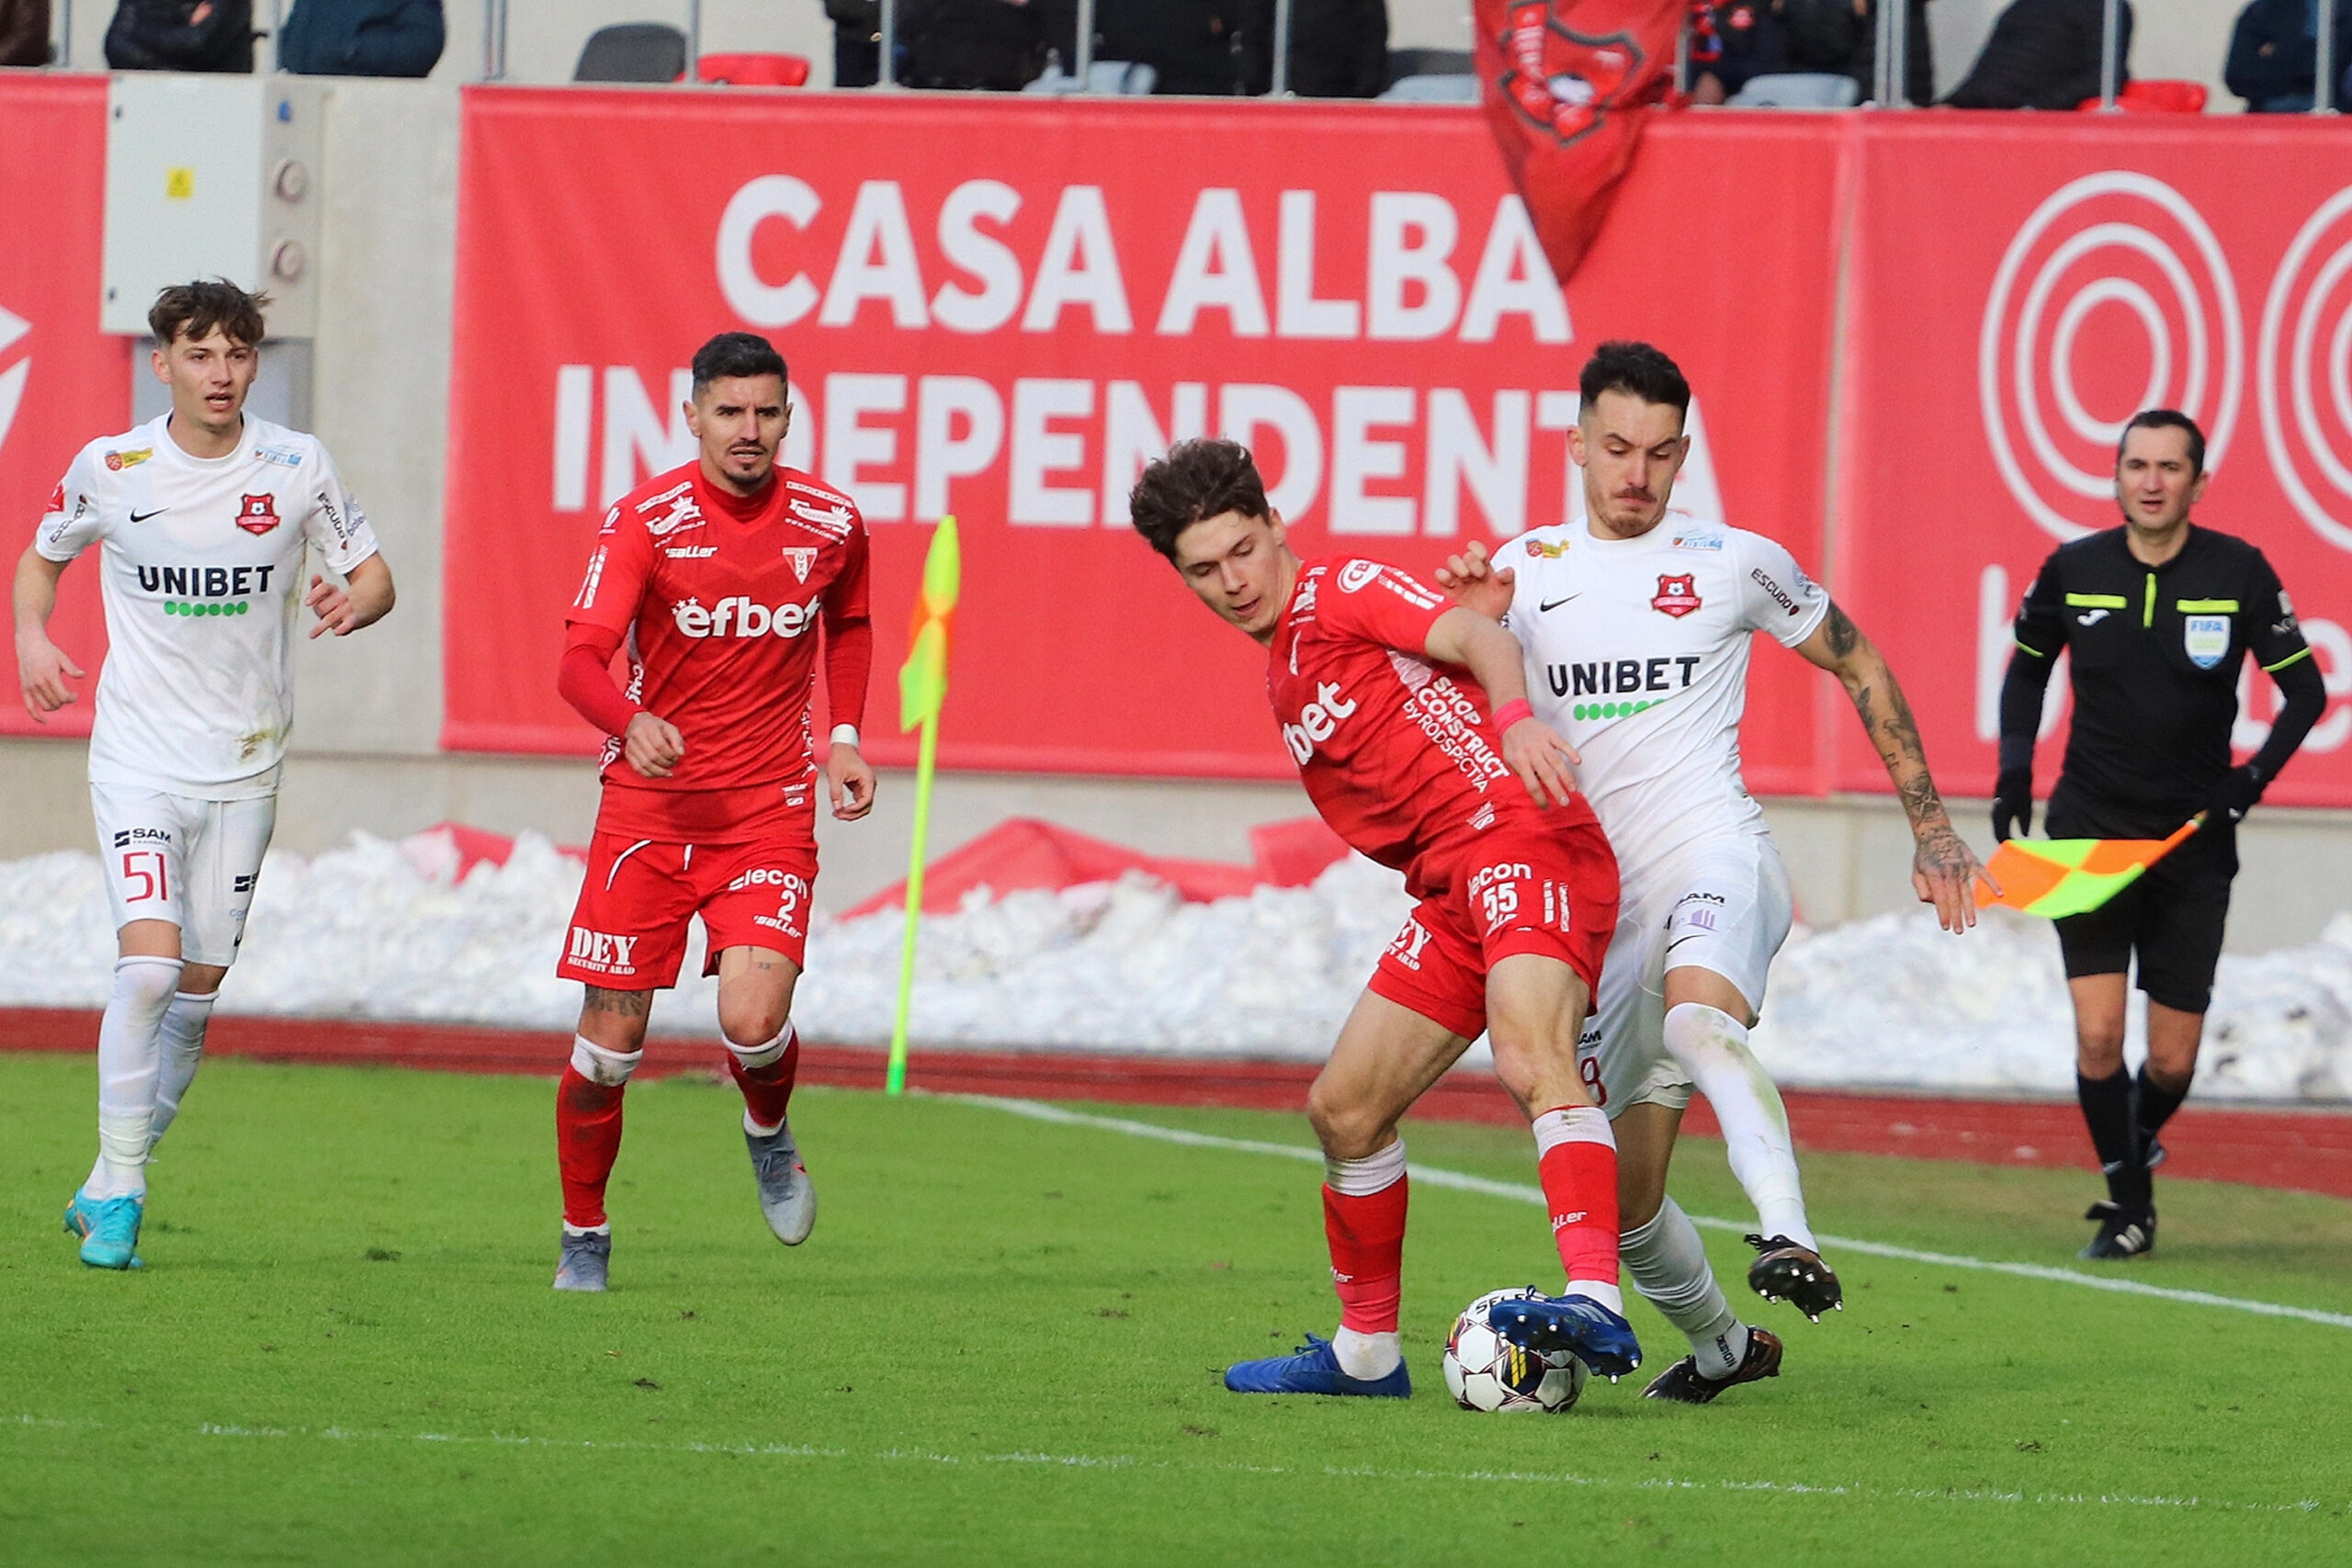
[548,333,875,1292]
[1130,437,1642,1396]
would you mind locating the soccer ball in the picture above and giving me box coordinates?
[1442,1288,1589,1413]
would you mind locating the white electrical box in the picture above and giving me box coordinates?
[102,74,326,339]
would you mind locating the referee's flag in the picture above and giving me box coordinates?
[1974,818,2203,919]
[898,514,960,731]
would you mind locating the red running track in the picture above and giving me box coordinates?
[4,1008,2348,1200]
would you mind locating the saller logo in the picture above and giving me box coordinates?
[673,594,822,639]
[1651,573,1702,617]
[236,493,280,536]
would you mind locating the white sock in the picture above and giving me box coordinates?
[92,955,182,1199]
[1622,1197,1748,1379]
[147,990,218,1151]
[1662,1001,1816,1252]
[1332,1327,1403,1381]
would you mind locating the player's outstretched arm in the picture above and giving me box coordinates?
[11,547,83,722]
[1795,602,1992,931]
[1425,606,1579,808]
[305,554,396,639]
[1430,539,1515,621]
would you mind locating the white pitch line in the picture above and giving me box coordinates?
[949,1095,2352,1332]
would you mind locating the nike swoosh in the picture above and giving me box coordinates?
[1538,594,1579,612]
[129,508,169,523]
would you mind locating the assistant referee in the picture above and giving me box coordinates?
[1996,410,2327,1261]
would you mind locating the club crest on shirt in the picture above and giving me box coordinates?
[235,493,281,536]
[2183,615,2231,670]
[1651,573,1702,618]
[783,547,818,582]
[104,447,153,472]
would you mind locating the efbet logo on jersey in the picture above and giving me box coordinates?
[1282,680,1358,764]
[236,493,280,536]
[1651,573,1702,618]
[672,593,822,639]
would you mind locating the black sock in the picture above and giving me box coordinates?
[2135,1063,2189,1146]
[2076,1069,2149,1212]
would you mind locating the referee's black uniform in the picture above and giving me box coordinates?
[1997,522,2325,1227]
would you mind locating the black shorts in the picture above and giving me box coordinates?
[2050,834,2233,1015]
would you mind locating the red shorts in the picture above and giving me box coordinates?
[1366,813,1619,1040]
[558,829,818,990]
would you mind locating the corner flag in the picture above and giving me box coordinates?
[888,515,960,1095]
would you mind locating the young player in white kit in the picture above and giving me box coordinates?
[11,281,394,1269]
[1438,342,1986,1401]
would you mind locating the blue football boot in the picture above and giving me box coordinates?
[1225,1334,1412,1397]
[65,1191,144,1270]
[1488,1292,1641,1379]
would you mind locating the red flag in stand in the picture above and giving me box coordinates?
[1474,0,1686,280]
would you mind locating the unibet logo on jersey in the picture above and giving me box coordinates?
[670,594,822,638]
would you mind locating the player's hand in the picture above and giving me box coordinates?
[827,742,876,821]
[622,711,685,779]
[1431,540,1515,621]
[305,572,357,638]
[1911,823,1991,933]
[16,636,83,722]
[1500,716,1581,809]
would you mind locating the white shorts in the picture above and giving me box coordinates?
[91,784,277,967]
[1578,832,1794,1119]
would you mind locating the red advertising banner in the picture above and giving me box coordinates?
[0,76,128,741]
[1836,118,2352,807]
[442,93,1846,783]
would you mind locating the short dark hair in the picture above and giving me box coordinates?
[1129,438,1272,561]
[2118,409,2206,475]
[149,279,268,348]
[691,332,787,398]
[1578,339,1690,419]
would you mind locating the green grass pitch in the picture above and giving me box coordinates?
[2,1053,2348,1565]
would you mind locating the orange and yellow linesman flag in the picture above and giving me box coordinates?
[888,515,959,1096]
[1974,818,2203,919]
[898,513,960,731]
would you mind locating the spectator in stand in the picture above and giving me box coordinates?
[897,0,1075,90]
[1941,0,2129,109]
[2,0,51,67]
[277,0,443,77]
[826,0,880,86]
[105,0,256,71]
[1687,1,1930,107]
[2226,0,2350,111]
[1097,1,1273,96]
[1287,0,1386,96]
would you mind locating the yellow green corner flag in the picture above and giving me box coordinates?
[1974,817,2202,919]
[899,514,961,731]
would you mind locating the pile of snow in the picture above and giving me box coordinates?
[2,830,2347,1102]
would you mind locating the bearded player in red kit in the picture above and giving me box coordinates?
[548,333,875,1292]
[1131,438,1641,1394]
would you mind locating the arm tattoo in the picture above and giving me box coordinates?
[583,987,652,1019]
[1821,601,1861,660]
[1847,666,1951,835]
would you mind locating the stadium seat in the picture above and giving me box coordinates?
[574,23,687,84]
[698,53,811,87]
[1023,59,1158,96]
[1381,74,1480,102]
[1386,47,1474,83]
[2076,80,2209,114]
[1729,73,1861,108]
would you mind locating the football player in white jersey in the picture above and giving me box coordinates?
[1438,341,1986,1402]
[11,280,394,1269]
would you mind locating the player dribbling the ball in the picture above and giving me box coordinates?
[1131,437,1641,1396]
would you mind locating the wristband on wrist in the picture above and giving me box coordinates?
[829,724,861,750]
[1491,698,1534,732]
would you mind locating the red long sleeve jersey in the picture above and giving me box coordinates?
[1271,557,1562,899]
[568,463,869,840]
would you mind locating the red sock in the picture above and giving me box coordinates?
[1322,1178,1409,1335]
[556,1066,627,1228]
[1533,1106,1621,1288]
[728,1029,799,1131]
